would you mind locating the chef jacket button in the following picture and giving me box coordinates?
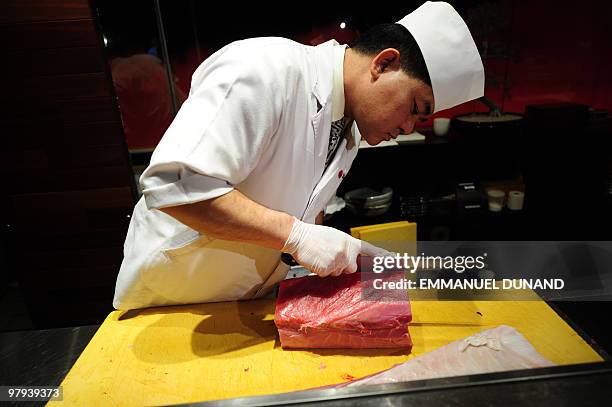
[338,170,344,178]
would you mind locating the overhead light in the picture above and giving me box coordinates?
[340,22,346,29]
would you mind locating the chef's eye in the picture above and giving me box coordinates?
[412,99,419,115]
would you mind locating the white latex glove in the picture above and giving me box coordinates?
[282,217,393,277]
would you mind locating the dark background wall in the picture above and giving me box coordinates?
[94,0,612,149]
[0,0,610,332]
[439,0,612,123]
[154,0,612,122]
[0,0,137,328]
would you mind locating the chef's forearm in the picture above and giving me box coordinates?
[159,189,295,250]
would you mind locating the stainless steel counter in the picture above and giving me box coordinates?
[0,325,99,387]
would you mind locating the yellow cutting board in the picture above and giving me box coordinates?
[52,299,603,406]
[350,221,417,254]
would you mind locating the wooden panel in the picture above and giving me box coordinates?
[21,264,121,293]
[22,285,115,328]
[48,144,128,169]
[0,149,48,171]
[28,302,114,328]
[29,302,114,328]
[11,187,134,233]
[16,252,121,308]
[57,121,127,146]
[3,97,120,124]
[0,19,99,51]
[26,285,115,304]
[16,186,132,210]
[0,0,138,331]
[5,47,106,77]
[6,166,134,194]
[1,121,125,148]
[87,205,134,230]
[3,73,111,102]
[0,0,91,24]
[0,144,128,172]
[13,207,131,234]
[57,299,603,405]
[51,96,120,125]
[14,230,127,251]
[27,247,122,271]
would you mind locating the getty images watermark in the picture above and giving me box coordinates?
[373,252,487,273]
[369,252,564,293]
[360,241,612,301]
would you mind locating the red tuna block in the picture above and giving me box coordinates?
[274,272,412,349]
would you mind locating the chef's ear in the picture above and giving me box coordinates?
[370,48,401,79]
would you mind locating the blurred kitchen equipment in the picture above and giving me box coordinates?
[323,195,346,221]
[456,182,487,213]
[400,195,428,219]
[400,194,455,220]
[507,190,525,210]
[452,96,523,132]
[400,193,455,241]
[486,189,505,212]
[433,118,451,136]
[522,103,592,234]
[344,187,393,216]
[450,96,524,181]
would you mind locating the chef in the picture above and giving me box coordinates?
[113,1,484,310]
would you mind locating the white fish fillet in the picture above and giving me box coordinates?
[337,325,554,387]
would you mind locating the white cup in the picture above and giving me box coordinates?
[433,118,451,136]
[507,190,525,210]
[487,189,505,212]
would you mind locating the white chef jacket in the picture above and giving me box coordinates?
[113,38,360,310]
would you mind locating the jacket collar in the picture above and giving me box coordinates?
[311,39,337,109]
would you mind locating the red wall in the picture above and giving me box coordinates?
[423,0,612,125]
[123,0,611,148]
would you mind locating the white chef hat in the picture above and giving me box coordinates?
[397,1,485,113]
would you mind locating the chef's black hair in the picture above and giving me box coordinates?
[350,23,431,87]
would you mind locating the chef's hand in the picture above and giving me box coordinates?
[282,217,392,277]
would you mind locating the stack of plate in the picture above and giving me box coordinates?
[344,187,393,216]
